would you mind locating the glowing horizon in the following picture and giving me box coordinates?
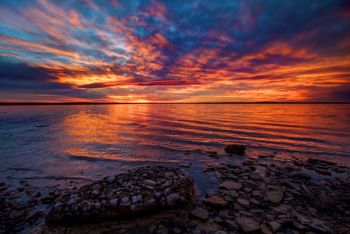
[1,0,350,102]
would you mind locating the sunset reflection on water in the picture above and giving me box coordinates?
[1,104,350,188]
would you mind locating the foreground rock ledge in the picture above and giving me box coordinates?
[46,166,194,224]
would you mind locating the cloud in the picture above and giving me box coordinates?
[0,0,349,102]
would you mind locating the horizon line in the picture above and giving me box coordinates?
[1,101,350,106]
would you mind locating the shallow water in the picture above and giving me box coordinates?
[0,104,350,190]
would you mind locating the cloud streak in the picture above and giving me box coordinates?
[0,0,350,102]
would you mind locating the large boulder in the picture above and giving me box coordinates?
[224,144,246,155]
[46,166,194,224]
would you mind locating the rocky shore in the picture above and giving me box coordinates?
[46,166,194,224]
[1,145,350,233]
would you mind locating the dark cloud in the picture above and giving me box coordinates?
[0,60,104,99]
[0,0,349,102]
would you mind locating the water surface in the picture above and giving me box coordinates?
[1,104,349,190]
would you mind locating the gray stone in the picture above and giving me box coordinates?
[144,179,156,187]
[91,184,102,190]
[157,227,168,234]
[179,162,192,168]
[191,207,209,220]
[235,216,260,232]
[94,202,101,209]
[225,219,239,229]
[67,199,76,206]
[215,231,227,234]
[220,180,242,190]
[132,194,142,204]
[237,198,250,207]
[268,221,281,232]
[120,197,130,207]
[91,190,100,196]
[204,195,228,207]
[144,198,156,207]
[110,198,118,207]
[221,189,239,198]
[106,176,116,183]
[260,224,272,234]
[266,191,283,204]
[166,193,180,206]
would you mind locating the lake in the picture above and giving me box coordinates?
[1,104,350,191]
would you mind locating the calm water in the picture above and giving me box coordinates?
[0,104,350,190]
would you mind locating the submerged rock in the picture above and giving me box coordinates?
[224,144,246,155]
[46,166,194,224]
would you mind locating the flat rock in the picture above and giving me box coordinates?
[266,191,283,204]
[191,207,209,220]
[237,198,250,207]
[46,166,194,224]
[204,195,228,207]
[235,216,260,232]
[220,180,242,190]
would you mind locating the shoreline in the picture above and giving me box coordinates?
[1,147,350,233]
[1,102,350,106]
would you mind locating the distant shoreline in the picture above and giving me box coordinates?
[1,101,350,106]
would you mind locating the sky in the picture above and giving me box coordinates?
[0,0,350,103]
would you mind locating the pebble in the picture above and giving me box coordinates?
[204,195,228,207]
[106,176,116,183]
[191,207,209,220]
[220,180,242,190]
[235,216,260,232]
[237,198,250,207]
[110,198,118,207]
[166,193,180,206]
[131,194,142,204]
[266,191,283,204]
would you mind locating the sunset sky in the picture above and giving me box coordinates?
[0,0,350,102]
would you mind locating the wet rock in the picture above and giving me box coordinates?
[221,189,239,198]
[132,195,142,204]
[260,224,272,234]
[235,216,260,232]
[91,184,102,190]
[314,167,331,176]
[291,171,311,180]
[110,198,118,207]
[46,166,194,224]
[268,221,281,232]
[208,151,219,158]
[91,190,100,196]
[144,198,156,207]
[120,197,130,207]
[106,176,116,183]
[204,195,228,207]
[179,162,192,168]
[220,180,242,190]
[266,191,283,204]
[191,207,209,220]
[224,219,239,229]
[296,215,331,233]
[144,179,156,187]
[237,198,250,207]
[225,144,246,155]
[166,193,182,206]
[157,226,169,234]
